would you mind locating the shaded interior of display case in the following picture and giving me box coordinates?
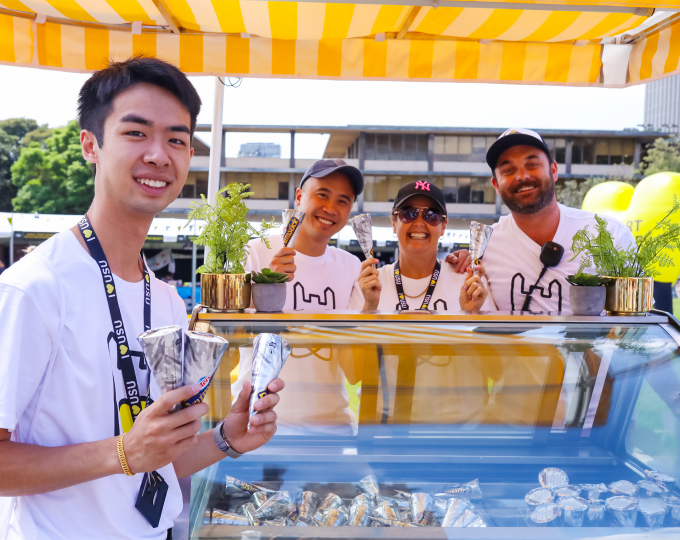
[188,318,680,539]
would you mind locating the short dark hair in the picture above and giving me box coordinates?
[77,56,201,147]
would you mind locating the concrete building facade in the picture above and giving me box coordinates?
[165,125,665,228]
[644,74,680,132]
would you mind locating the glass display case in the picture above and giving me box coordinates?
[186,310,680,539]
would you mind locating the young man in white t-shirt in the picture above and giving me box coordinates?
[448,128,636,313]
[0,58,283,540]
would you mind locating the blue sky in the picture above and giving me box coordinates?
[0,64,647,159]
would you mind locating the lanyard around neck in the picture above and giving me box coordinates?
[77,215,151,425]
[394,259,441,311]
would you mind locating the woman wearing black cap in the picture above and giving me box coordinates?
[349,180,495,312]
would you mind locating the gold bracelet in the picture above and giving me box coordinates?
[117,433,135,476]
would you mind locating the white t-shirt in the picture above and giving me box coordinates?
[246,234,361,311]
[348,261,497,312]
[239,234,362,435]
[0,230,187,540]
[483,204,636,313]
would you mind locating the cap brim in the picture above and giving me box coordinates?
[486,134,551,170]
[394,193,447,214]
[302,165,364,196]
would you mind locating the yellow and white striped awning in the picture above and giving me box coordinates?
[0,0,679,86]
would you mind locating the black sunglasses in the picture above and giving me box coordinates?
[392,206,446,226]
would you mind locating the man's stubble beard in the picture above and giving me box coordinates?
[499,170,556,215]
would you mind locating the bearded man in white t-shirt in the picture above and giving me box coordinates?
[447,128,635,313]
[0,57,284,540]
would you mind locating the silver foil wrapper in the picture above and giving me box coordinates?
[314,493,342,518]
[557,496,588,527]
[249,333,291,429]
[348,495,374,526]
[538,468,569,489]
[441,498,473,527]
[400,509,412,522]
[581,483,609,500]
[282,209,305,248]
[249,491,269,509]
[529,503,562,526]
[526,487,554,508]
[182,330,228,406]
[638,479,669,498]
[409,493,435,525]
[296,491,320,523]
[138,325,184,411]
[663,496,680,526]
[369,517,422,527]
[586,499,606,526]
[608,480,639,497]
[241,502,258,525]
[259,517,286,526]
[314,507,347,526]
[469,221,493,271]
[452,508,484,527]
[210,510,250,526]
[253,491,294,520]
[439,479,483,500]
[638,497,667,528]
[646,469,677,492]
[225,476,274,496]
[606,495,638,527]
[554,485,582,499]
[372,499,400,521]
[358,474,380,503]
[348,214,374,260]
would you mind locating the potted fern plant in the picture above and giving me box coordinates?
[571,196,680,315]
[251,269,288,312]
[565,273,611,315]
[186,183,276,312]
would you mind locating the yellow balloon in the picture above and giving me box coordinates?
[582,181,634,222]
[582,172,680,283]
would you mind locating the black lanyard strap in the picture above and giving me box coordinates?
[78,215,150,425]
[394,260,441,311]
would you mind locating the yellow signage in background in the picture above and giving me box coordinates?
[582,172,680,283]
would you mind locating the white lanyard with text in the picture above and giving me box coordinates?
[77,215,168,529]
[394,259,441,311]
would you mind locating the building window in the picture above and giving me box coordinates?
[180,172,208,198]
[224,172,290,200]
[363,133,428,161]
[573,137,634,165]
[433,135,479,162]
[544,138,566,164]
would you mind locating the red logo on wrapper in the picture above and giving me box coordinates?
[183,375,213,407]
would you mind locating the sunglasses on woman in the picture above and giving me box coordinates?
[392,206,446,226]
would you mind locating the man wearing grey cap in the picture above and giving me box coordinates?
[448,128,635,313]
[239,159,364,435]
[246,158,364,311]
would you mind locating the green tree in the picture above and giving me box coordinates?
[0,118,51,212]
[636,135,680,177]
[11,120,93,214]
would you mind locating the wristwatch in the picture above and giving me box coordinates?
[213,421,243,459]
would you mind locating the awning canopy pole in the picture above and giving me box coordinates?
[204,77,225,264]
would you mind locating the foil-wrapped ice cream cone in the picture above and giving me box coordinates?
[606,495,638,527]
[526,487,554,509]
[211,510,250,525]
[529,503,561,526]
[348,214,374,262]
[469,221,493,272]
[314,493,342,519]
[282,210,305,248]
[225,476,274,496]
[581,483,609,500]
[249,333,291,429]
[372,499,400,521]
[557,496,588,527]
[441,498,473,527]
[358,474,380,503]
[296,491,320,524]
[638,497,667,528]
[182,330,228,407]
[138,326,184,412]
[409,493,435,525]
[645,470,677,492]
[608,480,639,497]
[348,495,374,526]
[538,468,568,489]
[586,499,606,526]
[369,517,423,527]
[253,491,294,520]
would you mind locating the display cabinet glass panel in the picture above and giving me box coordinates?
[188,313,680,539]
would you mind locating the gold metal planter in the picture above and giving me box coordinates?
[604,276,654,316]
[200,273,251,312]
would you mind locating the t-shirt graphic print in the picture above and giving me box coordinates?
[246,234,361,312]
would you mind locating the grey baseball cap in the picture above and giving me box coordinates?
[300,159,364,196]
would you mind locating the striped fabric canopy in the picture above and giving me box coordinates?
[0,0,679,86]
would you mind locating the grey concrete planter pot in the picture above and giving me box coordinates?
[569,285,606,316]
[252,282,286,312]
